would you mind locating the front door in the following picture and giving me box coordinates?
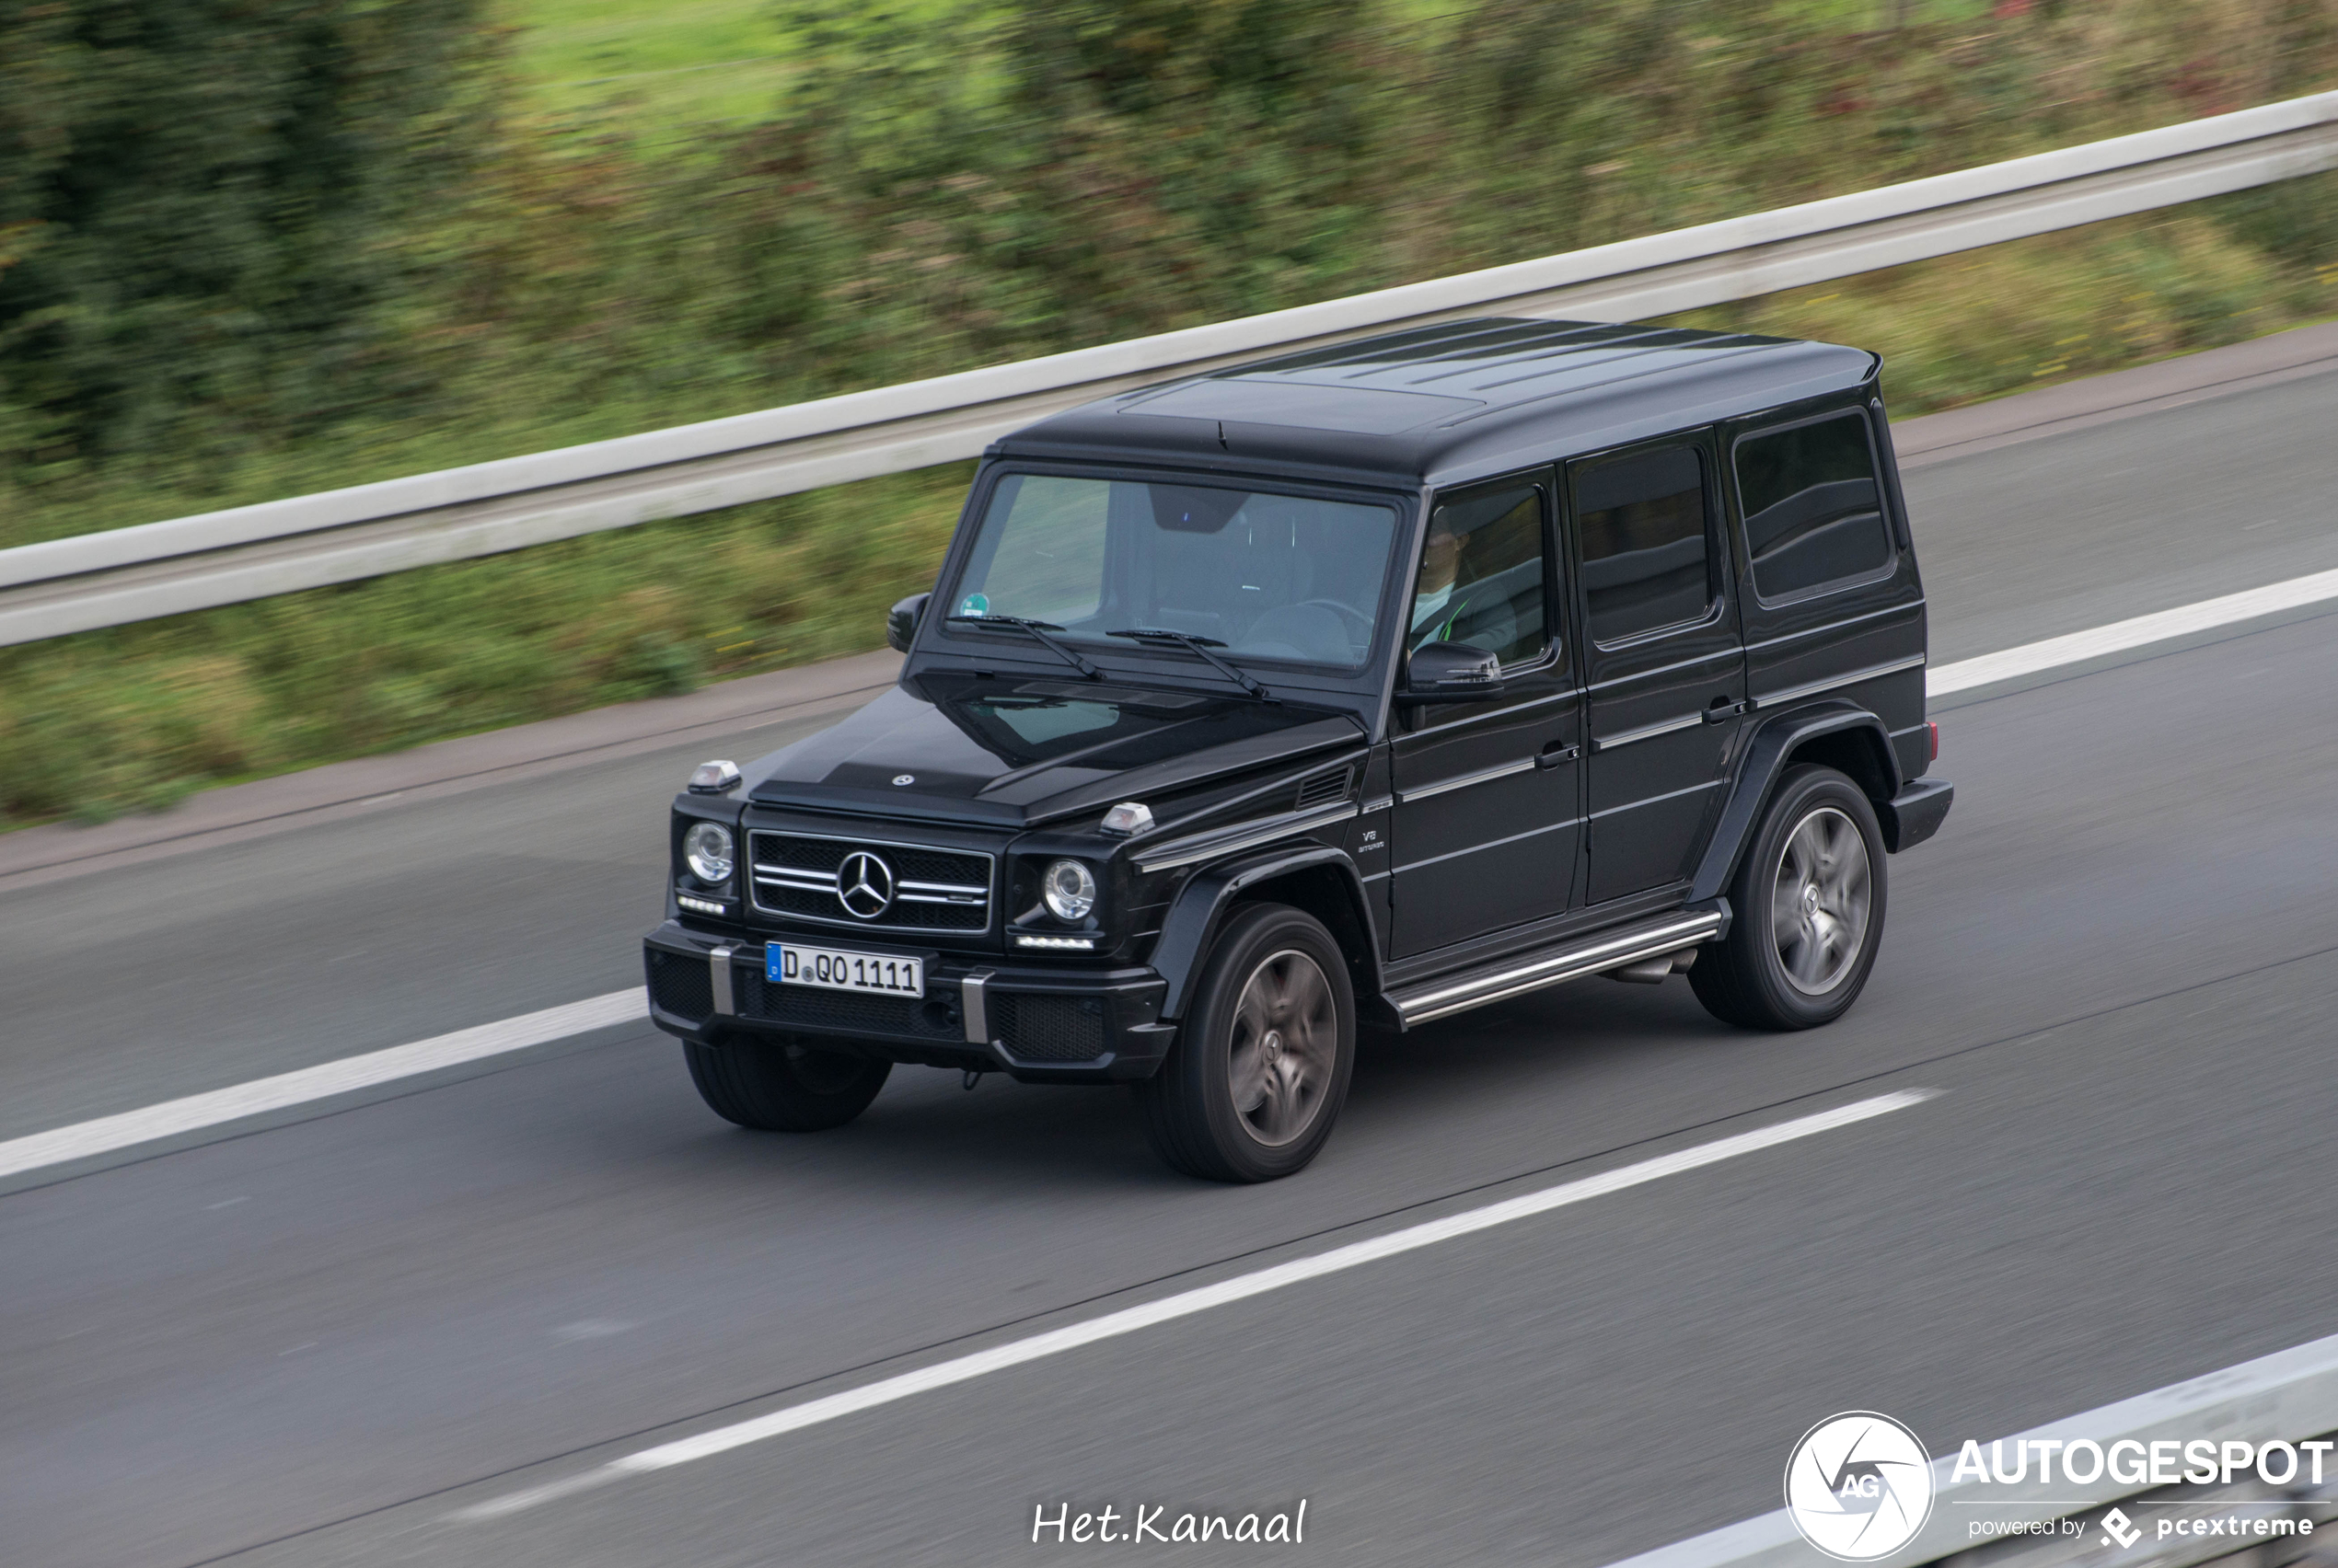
[1389,475,1583,958]
[1568,437,1747,905]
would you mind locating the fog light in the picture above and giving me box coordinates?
[684,822,735,882]
[1014,934,1097,951]
[1041,859,1096,921]
[677,894,730,916]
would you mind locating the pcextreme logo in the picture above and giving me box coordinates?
[1783,1412,1936,1562]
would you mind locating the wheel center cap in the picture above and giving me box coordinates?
[1802,884,1822,916]
[1262,1032,1283,1063]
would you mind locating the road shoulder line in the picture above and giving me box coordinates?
[0,991,646,1194]
[1926,566,2338,707]
[1892,319,2338,469]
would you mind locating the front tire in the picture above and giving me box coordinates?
[1135,903,1357,1182]
[1691,764,1887,1031]
[684,1036,891,1131]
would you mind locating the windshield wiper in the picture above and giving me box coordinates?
[1106,628,1275,703]
[946,615,1104,680]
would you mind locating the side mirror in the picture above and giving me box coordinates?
[886,592,930,653]
[1399,640,1503,704]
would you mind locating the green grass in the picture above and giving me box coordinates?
[490,0,2005,143]
[500,0,800,129]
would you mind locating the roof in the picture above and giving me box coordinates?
[993,317,1879,490]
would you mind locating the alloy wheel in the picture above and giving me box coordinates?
[1225,949,1336,1147]
[1771,805,1872,995]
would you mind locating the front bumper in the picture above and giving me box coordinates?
[642,921,1173,1083]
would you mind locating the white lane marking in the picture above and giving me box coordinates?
[9,563,2337,1185]
[1927,564,2338,697]
[0,991,643,1182]
[552,1319,639,1343]
[447,1090,1935,1521]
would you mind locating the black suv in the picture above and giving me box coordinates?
[644,318,1952,1181]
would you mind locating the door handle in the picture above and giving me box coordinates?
[1536,743,1580,768]
[1702,698,1748,723]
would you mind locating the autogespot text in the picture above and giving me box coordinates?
[1950,1435,2332,1489]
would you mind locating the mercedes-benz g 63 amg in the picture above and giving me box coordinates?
[643,318,1953,1181]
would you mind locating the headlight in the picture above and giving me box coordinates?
[683,822,735,883]
[1041,859,1097,922]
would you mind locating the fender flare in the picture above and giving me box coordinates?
[1150,845,1383,1020]
[1688,702,1901,905]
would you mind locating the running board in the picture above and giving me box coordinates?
[1387,908,1728,1027]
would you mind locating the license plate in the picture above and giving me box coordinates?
[768,943,923,997]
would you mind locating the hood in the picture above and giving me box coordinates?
[746,673,1365,828]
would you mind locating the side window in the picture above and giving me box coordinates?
[1733,412,1893,600]
[1410,481,1550,671]
[1571,444,1716,645]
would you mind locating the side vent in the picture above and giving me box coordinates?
[1294,764,1354,812]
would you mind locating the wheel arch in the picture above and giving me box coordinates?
[1783,724,1898,811]
[1151,845,1382,1021]
[1689,702,1901,905]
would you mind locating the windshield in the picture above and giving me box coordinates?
[942,473,1402,672]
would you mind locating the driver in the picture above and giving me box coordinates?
[1410,513,1468,651]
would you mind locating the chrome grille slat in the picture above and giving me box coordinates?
[747,830,994,933]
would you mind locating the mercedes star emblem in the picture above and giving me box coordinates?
[893,773,916,786]
[836,850,896,918]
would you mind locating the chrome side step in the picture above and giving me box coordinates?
[1387,909,1727,1027]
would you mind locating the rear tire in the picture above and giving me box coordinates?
[1691,764,1887,1031]
[684,1036,891,1131]
[1135,903,1356,1182]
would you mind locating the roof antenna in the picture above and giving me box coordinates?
[1215,419,1230,452]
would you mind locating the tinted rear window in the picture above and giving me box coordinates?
[1734,413,1893,600]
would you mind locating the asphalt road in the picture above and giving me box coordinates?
[4,361,2337,1568]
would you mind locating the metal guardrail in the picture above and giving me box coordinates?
[1609,1332,2338,1568]
[3,90,2333,649]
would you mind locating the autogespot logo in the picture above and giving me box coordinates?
[1785,1412,1936,1561]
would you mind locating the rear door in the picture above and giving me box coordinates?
[1568,435,1748,905]
[1388,475,1584,957]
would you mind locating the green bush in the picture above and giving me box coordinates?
[11,0,2333,549]
[0,0,494,487]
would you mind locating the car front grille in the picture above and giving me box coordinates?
[992,992,1108,1062]
[747,832,993,933]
